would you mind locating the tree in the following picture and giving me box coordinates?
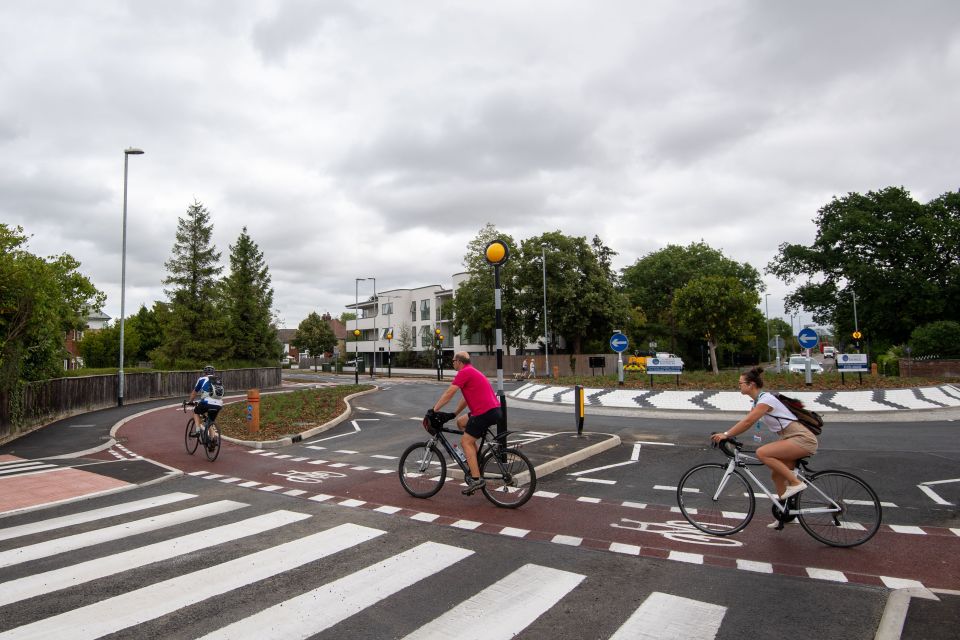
[767,186,960,351]
[293,312,337,370]
[128,302,167,364]
[515,232,631,353]
[451,224,523,354]
[223,227,281,364]
[1,224,103,384]
[155,200,224,367]
[622,242,762,359]
[395,321,414,366]
[672,276,761,374]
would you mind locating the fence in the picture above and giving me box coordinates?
[898,358,960,378]
[0,368,281,443]
[470,354,620,378]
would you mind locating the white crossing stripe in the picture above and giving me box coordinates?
[0,510,310,608]
[402,564,585,640]
[610,542,641,555]
[737,559,773,573]
[198,542,474,640]
[0,523,385,640]
[0,493,195,543]
[0,500,246,569]
[668,551,703,564]
[609,591,727,639]
[888,525,925,534]
[0,462,56,475]
[806,568,848,582]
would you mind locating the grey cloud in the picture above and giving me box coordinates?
[251,0,365,63]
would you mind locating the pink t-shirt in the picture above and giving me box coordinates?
[452,364,501,415]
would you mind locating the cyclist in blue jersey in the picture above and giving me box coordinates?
[188,365,224,448]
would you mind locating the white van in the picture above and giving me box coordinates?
[823,346,836,359]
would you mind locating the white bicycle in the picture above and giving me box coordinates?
[677,436,882,547]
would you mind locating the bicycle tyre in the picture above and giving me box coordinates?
[797,470,882,547]
[479,447,536,508]
[399,442,446,498]
[184,419,199,455]
[204,423,221,462]
[677,463,754,535]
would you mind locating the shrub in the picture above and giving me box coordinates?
[909,321,960,358]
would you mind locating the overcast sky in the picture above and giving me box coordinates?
[3,1,958,331]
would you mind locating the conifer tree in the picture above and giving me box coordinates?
[156,200,224,367]
[224,227,281,363]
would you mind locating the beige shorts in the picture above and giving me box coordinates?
[778,422,819,455]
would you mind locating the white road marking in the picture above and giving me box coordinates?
[609,592,726,640]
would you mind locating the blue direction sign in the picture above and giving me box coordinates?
[609,332,629,353]
[797,327,819,350]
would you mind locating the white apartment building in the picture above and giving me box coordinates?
[346,272,538,369]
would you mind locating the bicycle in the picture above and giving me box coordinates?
[676,436,882,547]
[182,401,221,462]
[398,410,537,508]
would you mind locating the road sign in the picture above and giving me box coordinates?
[610,332,628,353]
[797,327,819,350]
[852,330,862,339]
[838,353,868,372]
[768,336,785,349]
[647,357,683,374]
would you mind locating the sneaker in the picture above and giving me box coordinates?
[461,477,486,495]
[780,482,808,500]
[767,520,782,529]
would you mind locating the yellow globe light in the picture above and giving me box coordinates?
[435,328,441,335]
[484,239,509,265]
[439,335,444,341]
[353,329,361,337]
[386,333,393,340]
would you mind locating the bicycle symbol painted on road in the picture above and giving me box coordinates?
[611,518,743,547]
[273,470,348,484]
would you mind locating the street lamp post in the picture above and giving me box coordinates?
[354,278,366,384]
[541,243,549,378]
[118,147,144,407]
[369,277,376,378]
[852,289,860,351]
[485,239,510,441]
[764,293,771,364]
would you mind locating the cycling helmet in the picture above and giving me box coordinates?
[202,365,216,376]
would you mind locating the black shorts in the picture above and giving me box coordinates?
[193,403,221,420]
[464,407,502,438]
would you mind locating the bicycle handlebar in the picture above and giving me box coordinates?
[712,433,742,458]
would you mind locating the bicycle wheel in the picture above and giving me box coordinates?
[798,470,882,547]
[677,463,754,535]
[184,419,199,455]
[204,423,221,462]
[399,442,446,498]
[479,447,536,508]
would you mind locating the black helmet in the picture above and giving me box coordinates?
[202,365,215,376]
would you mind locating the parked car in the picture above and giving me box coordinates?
[788,356,823,374]
[823,346,836,358]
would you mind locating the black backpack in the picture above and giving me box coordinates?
[210,375,225,399]
[774,393,823,436]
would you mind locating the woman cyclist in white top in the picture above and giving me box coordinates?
[710,366,818,504]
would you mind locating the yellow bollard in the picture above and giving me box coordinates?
[246,389,260,434]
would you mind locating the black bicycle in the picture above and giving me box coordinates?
[182,401,221,462]
[398,410,537,508]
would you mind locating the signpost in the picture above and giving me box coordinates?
[768,335,785,371]
[610,331,628,386]
[838,353,868,385]
[796,328,819,386]
[647,356,683,387]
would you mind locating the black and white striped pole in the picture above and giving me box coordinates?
[485,239,510,439]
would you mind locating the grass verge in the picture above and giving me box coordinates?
[217,385,373,442]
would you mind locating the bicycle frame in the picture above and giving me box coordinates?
[718,449,842,518]
[426,424,510,478]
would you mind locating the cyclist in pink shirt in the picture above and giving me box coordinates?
[433,351,502,494]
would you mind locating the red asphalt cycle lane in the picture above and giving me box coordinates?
[119,404,960,592]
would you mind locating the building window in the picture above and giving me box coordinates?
[410,301,417,323]
[420,299,430,321]
[419,325,432,347]
[382,302,393,316]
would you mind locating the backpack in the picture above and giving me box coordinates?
[210,375,225,399]
[774,392,823,436]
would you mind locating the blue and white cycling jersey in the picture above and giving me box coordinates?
[193,375,224,407]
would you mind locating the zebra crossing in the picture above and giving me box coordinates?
[0,483,895,639]
[0,487,771,640]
